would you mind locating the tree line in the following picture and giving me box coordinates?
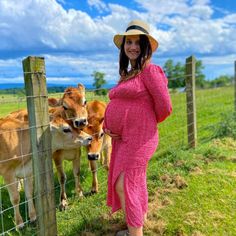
[92,59,233,92]
[0,59,233,96]
[163,59,233,89]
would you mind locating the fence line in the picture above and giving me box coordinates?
[0,55,234,235]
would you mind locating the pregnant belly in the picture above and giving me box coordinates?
[104,101,126,135]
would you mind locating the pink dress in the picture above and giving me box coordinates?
[104,63,172,227]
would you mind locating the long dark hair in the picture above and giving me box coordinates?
[119,34,152,82]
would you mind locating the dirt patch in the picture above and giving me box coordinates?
[229,156,236,163]
[190,166,203,175]
[172,175,188,189]
[207,210,226,221]
[192,231,205,236]
[184,212,200,226]
[160,174,172,184]
[161,197,173,206]
[145,219,166,235]
[160,174,188,189]
[174,160,186,167]
[212,138,236,150]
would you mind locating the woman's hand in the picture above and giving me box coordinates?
[104,128,121,140]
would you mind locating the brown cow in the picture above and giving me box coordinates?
[51,100,112,210]
[83,100,112,193]
[7,83,88,128]
[0,115,92,229]
[6,109,28,121]
[7,84,89,212]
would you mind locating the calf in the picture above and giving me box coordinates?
[7,83,88,128]
[7,84,89,212]
[0,115,92,229]
[52,100,112,210]
[83,100,112,193]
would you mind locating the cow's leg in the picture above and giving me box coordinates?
[4,176,24,229]
[100,151,104,166]
[89,160,98,193]
[54,158,68,211]
[23,176,36,223]
[103,144,111,171]
[73,149,83,197]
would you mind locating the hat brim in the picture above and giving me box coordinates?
[113,30,158,52]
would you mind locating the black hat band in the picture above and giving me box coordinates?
[125,25,149,34]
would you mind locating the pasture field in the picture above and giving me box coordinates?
[0,86,235,235]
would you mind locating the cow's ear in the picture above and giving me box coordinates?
[99,117,104,124]
[50,124,58,133]
[48,98,62,107]
[77,83,85,92]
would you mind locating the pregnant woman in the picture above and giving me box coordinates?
[104,19,172,236]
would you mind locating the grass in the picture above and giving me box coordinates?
[145,138,236,236]
[0,86,235,235]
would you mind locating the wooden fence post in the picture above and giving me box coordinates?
[185,55,197,148]
[22,56,57,236]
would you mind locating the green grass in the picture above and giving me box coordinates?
[0,86,235,235]
[149,139,236,236]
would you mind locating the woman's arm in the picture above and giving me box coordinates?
[142,64,172,123]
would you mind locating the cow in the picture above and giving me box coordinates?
[0,115,92,229]
[83,100,112,193]
[50,100,112,210]
[7,83,88,128]
[6,84,89,212]
[6,108,28,121]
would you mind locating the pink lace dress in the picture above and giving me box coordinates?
[104,63,172,227]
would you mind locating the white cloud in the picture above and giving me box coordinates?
[0,0,115,52]
[0,0,235,84]
[0,0,235,56]
[87,0,108,13]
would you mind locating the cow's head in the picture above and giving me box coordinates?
[50,116,92,152]
[48,83,88,129]
[83,115,104,161]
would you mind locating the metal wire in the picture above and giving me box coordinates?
[0,63,234,235]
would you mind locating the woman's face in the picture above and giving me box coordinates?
[124,35,141,64]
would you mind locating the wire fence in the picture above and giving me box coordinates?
[0,56,235,235]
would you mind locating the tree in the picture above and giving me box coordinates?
[92,71,107,95]
[172,62,185,88]
[195,60,205,88]
[164,58,206,89]
[210,75,233,88]
[164,59,185,89]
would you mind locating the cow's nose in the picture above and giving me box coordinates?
[88,153,99,161]
[75,118,87,128]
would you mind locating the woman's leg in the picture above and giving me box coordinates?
[115,173,143,236]
[115,173,126,214]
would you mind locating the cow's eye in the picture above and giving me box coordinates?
[63,106,68,110]
[63,127,72,133]
[100,132,104,138]
[83,100,87,106]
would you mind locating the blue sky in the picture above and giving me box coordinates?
[0,0,235,85]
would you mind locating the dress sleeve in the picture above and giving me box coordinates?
[142,64,172,123]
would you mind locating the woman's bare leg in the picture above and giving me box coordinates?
[115,173,126,214]
[115,173,143,236]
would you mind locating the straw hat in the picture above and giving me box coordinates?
[113,19,158,52]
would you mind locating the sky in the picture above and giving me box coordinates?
[0,0,236,86]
